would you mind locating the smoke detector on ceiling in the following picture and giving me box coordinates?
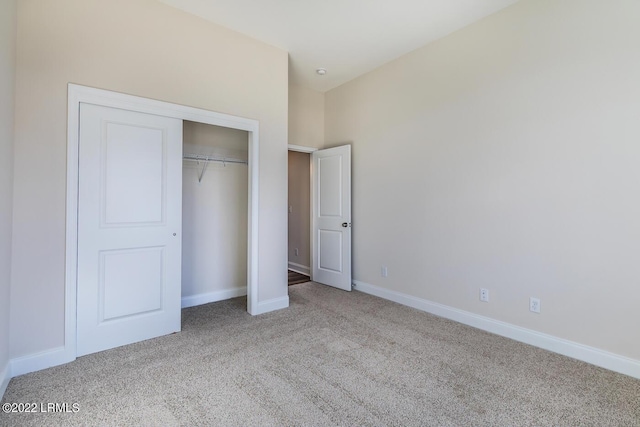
[316,68,327,76]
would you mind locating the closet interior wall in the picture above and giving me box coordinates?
[182,120,249,304]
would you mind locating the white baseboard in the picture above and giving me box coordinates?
[288,262,310,276]
[0,361,10,400]
[353,280,640,380]
[254,296,289,315]
[181,287,247,308]
[10,346,72,378]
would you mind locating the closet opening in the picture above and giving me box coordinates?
[182,121,249,308]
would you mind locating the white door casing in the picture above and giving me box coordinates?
[312,145,352,291]
[77,104,183,356]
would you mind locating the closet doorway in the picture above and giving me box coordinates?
[66,84,260,362]
[182,121,248,307]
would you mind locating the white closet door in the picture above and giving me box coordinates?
[77,103,183,356]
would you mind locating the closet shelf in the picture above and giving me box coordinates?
[183,154,248,183]
[183,154,248,165]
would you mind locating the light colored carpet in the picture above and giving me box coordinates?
[1,282,639,426]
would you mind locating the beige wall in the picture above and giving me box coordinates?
[288,151,310,271]
[11,0,288,359]
[182,121,248,298]
[0,0,17,381]
[289,84,324,148]
[325,0,640,360]
[184,120,249,162]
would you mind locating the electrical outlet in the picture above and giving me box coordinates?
[480,288,489,302]
[381,266,388,277]
[530,297,541,313]
[294,248,299,256]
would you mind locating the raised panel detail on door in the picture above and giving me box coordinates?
[100,247,164,321]
[312,145,352,291]
[318,156,342,217]
[77,103,182,357]
[103,123,165,226]
[318,230,342,273]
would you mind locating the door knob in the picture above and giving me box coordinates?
[342,222,351,228]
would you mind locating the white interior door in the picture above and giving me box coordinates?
[312,145,352,291]
[77,103,183,356]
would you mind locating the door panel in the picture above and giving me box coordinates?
[312,145,352,291]
[103,123,165,225]
[77,103,182,357]
[318,230,343,272]
[100,247,164,320]
[318,156,343,216]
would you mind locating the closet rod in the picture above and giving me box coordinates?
[183,155,248,165]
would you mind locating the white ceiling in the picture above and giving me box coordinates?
[157,0,521,93]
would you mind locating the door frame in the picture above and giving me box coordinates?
[65,84,260,364]
[288,144,317,154]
